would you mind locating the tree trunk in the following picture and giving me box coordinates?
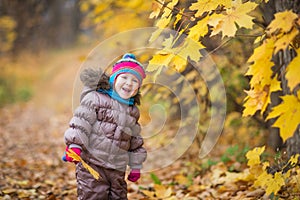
[42,0,81,48]
[262,0,300,157]
[275,0,300,158]
[0,0,81,53]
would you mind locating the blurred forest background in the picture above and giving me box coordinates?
[1,0,300,199]
[0,0,153,106]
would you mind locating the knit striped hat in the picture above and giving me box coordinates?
[109,53,146,87]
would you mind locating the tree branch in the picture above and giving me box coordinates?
[204,38,232,58]
[154,0,193,19]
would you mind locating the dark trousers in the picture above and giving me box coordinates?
[76,162,128,200]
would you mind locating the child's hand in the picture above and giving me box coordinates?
[62,146,82,163]
[128,169,140,182]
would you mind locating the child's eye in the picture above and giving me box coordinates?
[133,79,138,83]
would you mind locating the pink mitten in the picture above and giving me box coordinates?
[63,146,81,163]
[128,169,141,182]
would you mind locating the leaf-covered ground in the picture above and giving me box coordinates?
[1,48,299,200]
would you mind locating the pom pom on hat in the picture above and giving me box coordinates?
[122,53,136,60]
[110,53,146,87]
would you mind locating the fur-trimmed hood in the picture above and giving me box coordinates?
[80,68,110,90]
[79,68,141,105]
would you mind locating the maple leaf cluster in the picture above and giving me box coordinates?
[243,10,300,142]
[148,2,300,196]
[245,146,300,196]
[149,0,300,142]
[148,0,259,74]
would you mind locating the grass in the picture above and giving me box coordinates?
[0,54,37,106]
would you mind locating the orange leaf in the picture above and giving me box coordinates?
[67,149,101,180]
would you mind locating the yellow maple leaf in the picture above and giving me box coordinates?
[181,38,204,60]
[208,0,258,38]
[251,76,281,115]
[170,54,187,72]
[148,34,203,73]
[162,38,203,72]
[266,92,300,142]
[67,149,101,180]
[168,0,179,8]
[149,0,163,19]
[266,172,285,195]
[286,48,300,90]
[244,38,281,116]
[236,168,255,182]
[231,0,258,29]
[153,0,178,30]
[254,170,271,187]
[189,0,232,17]
[248,164,263,179]
[246,58,274,87]
[246,146,265,167]
[267,10,298,34]
[154,184,173,199]
[161,0,178,18]
[255,76,281,115]
[254,171,285,195]
[208,14,229,37]
[162,34,175,50]
[149,28,164,43]
[188,15,210,41]
[247,38,274,64]
[147,52,173,72]
[274,28,299,54]
[156,14,173,29]
[243,85,268,116]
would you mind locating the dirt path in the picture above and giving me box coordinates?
[0,46,166,199]
[0,46,96,199]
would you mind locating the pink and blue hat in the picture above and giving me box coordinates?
[109,53,146,87]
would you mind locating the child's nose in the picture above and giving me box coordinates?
[126,79,133,85]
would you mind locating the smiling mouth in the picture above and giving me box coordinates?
[122,87,132,93]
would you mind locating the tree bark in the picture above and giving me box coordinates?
[275,0,300,157]
[262,0,300,157]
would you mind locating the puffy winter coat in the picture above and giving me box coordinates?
[64,69,147,171]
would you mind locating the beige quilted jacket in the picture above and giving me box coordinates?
[64,69,147,171]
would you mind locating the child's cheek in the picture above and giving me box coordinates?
[133,88,139,96]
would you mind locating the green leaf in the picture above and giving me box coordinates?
[150,173,162,185]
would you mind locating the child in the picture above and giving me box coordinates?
[63,53,147,199]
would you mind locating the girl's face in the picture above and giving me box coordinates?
[114,73,139,99]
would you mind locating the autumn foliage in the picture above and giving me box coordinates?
[1,0,300,199]
[148,0,300,142]
[243,10,300,142]
[147,0,300,198]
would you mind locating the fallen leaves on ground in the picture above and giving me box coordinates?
[1,48,299,199]
[0,103,78,200]
[1,102,300,199]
